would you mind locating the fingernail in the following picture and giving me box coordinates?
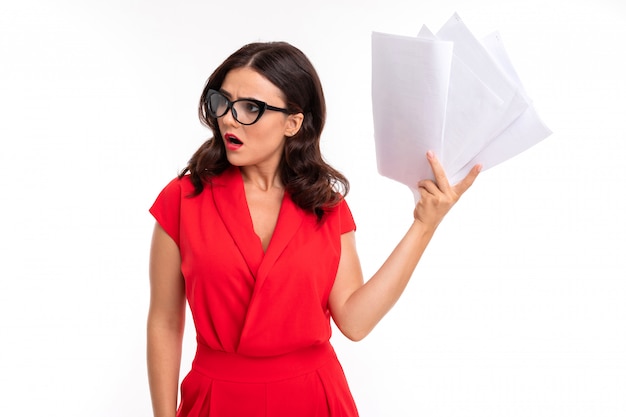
[426,150,434,159]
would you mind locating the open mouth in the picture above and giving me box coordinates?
[225,134,243,145]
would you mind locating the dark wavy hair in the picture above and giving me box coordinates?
[179,41,349,220]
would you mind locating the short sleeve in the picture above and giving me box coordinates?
[149,178,183,246]
[338,199,356,234]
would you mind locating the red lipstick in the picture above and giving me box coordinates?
[224,133,243,151]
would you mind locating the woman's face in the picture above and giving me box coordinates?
[217,67,303,171]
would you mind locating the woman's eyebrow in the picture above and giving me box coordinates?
[218,88,232,99]
[219,88,264,102]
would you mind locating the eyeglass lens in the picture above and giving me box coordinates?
[208,92,263,125]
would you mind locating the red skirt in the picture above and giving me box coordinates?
[176,342,359,417]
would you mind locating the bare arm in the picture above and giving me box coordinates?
[147,223,186,417]
[329,152,481,341]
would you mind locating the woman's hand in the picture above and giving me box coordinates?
[413,151,481,229]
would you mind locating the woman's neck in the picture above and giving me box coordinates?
[239,165,283,192]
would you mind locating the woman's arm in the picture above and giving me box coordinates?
[329,151,481,341]
[147,223,186,417]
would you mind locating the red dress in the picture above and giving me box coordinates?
[150,166,360,417]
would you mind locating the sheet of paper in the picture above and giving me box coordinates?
[418,25,513,179]
[371,31,453,188]
[449,31,552,183]
[435,13,529,177]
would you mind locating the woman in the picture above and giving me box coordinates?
[148,41,480,417]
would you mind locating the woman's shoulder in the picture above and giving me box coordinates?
[325,194,352,213]
[157,168,238,199]
[152,175,199,207]
[323,196,356,233]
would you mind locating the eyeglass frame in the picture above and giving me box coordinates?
[204,89,294,126]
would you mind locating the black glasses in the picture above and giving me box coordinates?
[204,89,291,125]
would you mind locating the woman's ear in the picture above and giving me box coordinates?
[285,113,304,137]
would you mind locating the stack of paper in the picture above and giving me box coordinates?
[372,13,551,197]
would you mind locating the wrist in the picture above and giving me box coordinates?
[409,218,437,237]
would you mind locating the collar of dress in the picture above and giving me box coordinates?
[210,166,306,284]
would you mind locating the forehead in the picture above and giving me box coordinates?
[221,67,284,101]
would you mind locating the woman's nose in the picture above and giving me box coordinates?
[221,106,240,126]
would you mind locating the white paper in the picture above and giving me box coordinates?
[418,25,514,178]
[450,31,552,183]
[371,13,551,194]
[435,13,529,178]
[371,31,453,188]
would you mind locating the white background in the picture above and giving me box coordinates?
[1,0,625,416]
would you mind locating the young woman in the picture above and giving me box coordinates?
[147,41,480,417]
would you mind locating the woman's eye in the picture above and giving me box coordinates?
[242,101,260,114]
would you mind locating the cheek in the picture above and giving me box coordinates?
[255,121,289,143]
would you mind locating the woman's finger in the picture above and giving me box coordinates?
[417,179,440,196]
[426,151,451,191]
[453,164,482,196]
